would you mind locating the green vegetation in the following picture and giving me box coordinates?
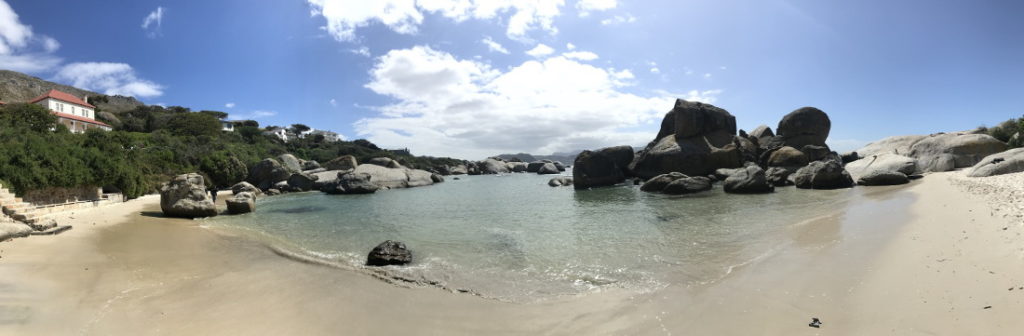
[983,116,1024,148]
[0,103,464,199]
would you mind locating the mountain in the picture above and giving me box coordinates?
[0,70,144,113]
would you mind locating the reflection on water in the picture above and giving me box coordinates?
[207,173,896,301]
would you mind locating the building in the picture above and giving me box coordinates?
[262,126,289,142]
[308,129,342,142]
[29,89,112,133]
[221,120,235,132]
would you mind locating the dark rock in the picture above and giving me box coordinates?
[247,158,291,190]
[366,240,412,266]
[857,171,910,186]
[723,166,774,194]
[526,161,545,173]
[765,167,793,186]
[324,155,358,171]
[286,173,319,191]
[548,176,574,187]
[793,160,854,189]
[640,172,687,192]
[554,161,566,171]
[573,149,627,189]
[801,145,831,162]
[430,173,445,183]
[768,146,808,167]
[663,176,713,195]
[537,163,560,175]
[231,181,261,195]
[777,107,831,149]
[226,192,256,214]
[160,173,218,218]
[840,151,860,165]
[302,160,321,171]
[672,99,737,147]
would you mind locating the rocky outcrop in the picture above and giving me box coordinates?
[909,133,1008,172]
[277,154,303,173]
[368,157,402,168]
[630,99,740,178]
[777,107,831,149]
[749,125,775,142]
[966,148,1024,177]
[663,176,713,195]
[767,146,808,167]
[765,167,793,186]
[160,173,218,218]
[548,176,573,187]
[448,164,468,175]
[226,192,256,214]
[478,159,510,174]
[367,240,412,266]
[857,135,928,157]
[247,159,291,190]
[286,173,319,191]
[537,162,560,175]
[793,161,854,189]
[723,166,774,193]
[324,155,358,171]
[0,220,33,241]
[510,162,528,172]
[844,154,917,180]
[302,160,321,171]
[231,181,261,195]
[857,171,909,186]
[640,172,686,192]
[573,146,634,189]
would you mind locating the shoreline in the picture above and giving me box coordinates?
[1,172,1022,334]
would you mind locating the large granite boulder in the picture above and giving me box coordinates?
[247,158,291,190]
[801,145,831,162]
[548,176,573,187]
[966,148,1024,177]
[302,160,321,171]
[844,154,917,180]
[405,169,435,188]
[765,167,793,186]
[909,133,1008,172]
[286,173,319,191]
[630,99,739,178]
[749,125,775,143]
[640,172,687,192]
[0,221,33,241]
[857,171,909,186]
[226,192,256,214]
[478,159,510,174]
[368,157,402,169]
[526,161,546,173]
[367,240,412,266]
[324,155,358,171]
[231,181,261,195]
[510,162,529,172]
[767,146,808,167]
[856,135,928,157]
[630,136,714,179]
[323,172,380,194]
[663,176,713,195]
[573,149,627,189]
[160,173,218,218]
[777,107,831,149]
[793,160,854,189]
[537,163,560,175]
[723,166,774,194]
[277,154,303,173]
[554,162,567,171]
[672,99,737,147]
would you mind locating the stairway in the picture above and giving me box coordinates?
[0,183,71,235]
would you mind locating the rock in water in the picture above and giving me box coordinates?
[630,99,739,178]
[226,192,256,214]
[573,149,625,189]
[793,160,854,189]
[857,171,909,186]
[640,172,687,192]
[247,158,291,190]
[724,166,774,194]
[286,173,319,191]
[662,176,713,195]
[966,148,1024,177]
[367,240,412,266]
[777,107,831,149]
[537,163,560,175]
[333,172,380,194]
[231,181,261,195]
[160,173,218,218]
[277,154,303,173]
[548,176,574,187]
[479,159,510,174]
[765,167,793,186]
[324,155,358,171]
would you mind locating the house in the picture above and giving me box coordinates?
[221,120,235,132]
[262,126,289,142]
[308,129,342,142]
[28,89,112,133]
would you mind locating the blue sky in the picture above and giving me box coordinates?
[1,0,1022,159]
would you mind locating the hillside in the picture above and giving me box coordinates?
[0,70,144,113]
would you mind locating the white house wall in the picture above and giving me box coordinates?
[37,98,95,119]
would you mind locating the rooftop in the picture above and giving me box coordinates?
[28,89,96,109]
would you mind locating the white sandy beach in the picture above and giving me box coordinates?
[1,173,1022,335]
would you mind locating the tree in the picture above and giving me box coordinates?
[237,120,259,127]
[0,103,58,132]
[199,110,229,120]
[200,151,248,188]
[290,123,311,134]
[165,112,222,137]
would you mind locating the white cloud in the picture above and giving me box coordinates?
[481,36,509,54]
[576,0,617,16]
[684,67,694,76]
[53,62,164,98]
[307,0,564,42]
[566,42,576,50]
[0,0,62,73]
[356,45,676,159]
[142,6,165,38]
[525,43,555,57]
[562,51,598,61]
[703,73,712,79]
[600,14,636,25]
[654,89,723,105]
[330,98,338,106]
[719,66,728,70]
[225,102,236,108]
[650,67,660,74]
[230,110,278,120]
[351,46,371,57]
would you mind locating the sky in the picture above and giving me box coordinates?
[1,0,1022,159]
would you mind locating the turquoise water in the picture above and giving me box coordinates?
[205,173,859,301]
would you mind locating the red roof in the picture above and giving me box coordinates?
[53,111,111,128]
[29,89,96,108]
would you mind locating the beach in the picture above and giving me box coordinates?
[2,172,1023,335]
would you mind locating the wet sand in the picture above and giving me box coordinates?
[1,175,1022,335]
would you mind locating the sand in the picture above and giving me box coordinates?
[1,175,1022,335]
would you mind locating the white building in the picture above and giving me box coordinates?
[308,129,342,142]
[29,89,112,133]
[221,120,235,132]
[263,127,289,142]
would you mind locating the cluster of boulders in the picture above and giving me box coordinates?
[845,130,1011,180]
[242,154,445,196]
[457,157,568,176]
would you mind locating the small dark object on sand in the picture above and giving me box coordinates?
[808,317,822,328]
[983,306,992,309]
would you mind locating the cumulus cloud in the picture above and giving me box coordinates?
[351,46,371,57]
[566,42,576,50]
[330,98,338,106]
[307,0,564,42]
[355,46,676,159]
[600,14,636,25]
[0,0,62,72]
[142,6,165,38]
[576,0,617,16]
[562,51,598,61]
[225,102,236,108]
[481,36,509,54]
[53,62,164,98]
[230,110,278,120]
[525,43,555,58]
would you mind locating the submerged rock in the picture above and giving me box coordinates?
[548,176,574,187]
[640,172,687,192]
[573,147,631,189]
[537,162,560,175]
[663,176,713,195]
[160,173,218,218]
[367,240,412,266]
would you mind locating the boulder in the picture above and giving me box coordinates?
[448,164,468,175]
[793,161,854,189]
[672,99,737,147]
[226,192,256,214]
[713,168,744,180]
[274,181,291,192]
[630,99,739,178]
[277,154,303,173]
[840,151,861,165]
[630,136,713,178]
[554,162,567,171]
[723,166,774,194]
[966,148,1024,177]
[844,154,917,180]
[247,158,291,190]
[526,161,546,173]
[765,167,793,186]
[160,173,218,218]
[478,159,510,174]
[29,218,57,231]
[302,160,321,171]
[767,146,808,167]
[598,145,636,170]
[537,163,560,175]
[856,135,928,157]
[573,150,626,189]
[0,221,33,241]
[231,181,261,195]
[368,157,402,169]
[777,107,831,149]
[640,172,687,192]
[663,176,713,195]
[430,173,445,183]
[857,171,910,186]
[265,188,282,196]
[303,168,327,174]
[366,240,412,266]
[801,145,831,162]
[286,173,319,191]
[510,162,529,172]
[404,169,434,188]
[324,155,358,171]
[749,125,775,141]
[324,172,379,194]
[909,133,1009,172]
[548,176,574,187]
